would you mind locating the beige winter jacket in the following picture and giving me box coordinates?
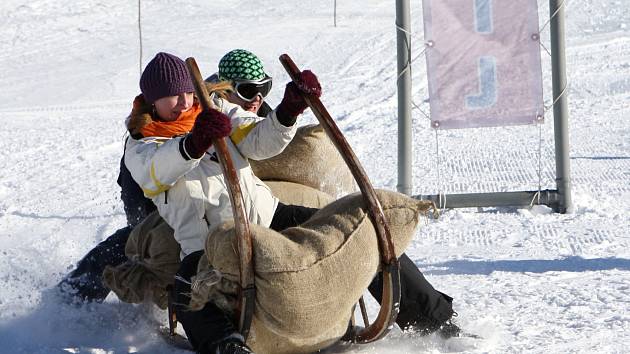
[124,95,297,258]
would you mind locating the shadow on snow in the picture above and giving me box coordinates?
[418,256,630,275]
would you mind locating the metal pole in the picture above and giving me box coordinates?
[549,0,572,213]
[334,0,337,27]
[396,0,412,195]
[138,0,143,77]
[415,190,560,210]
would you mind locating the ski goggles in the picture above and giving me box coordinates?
[233,76,273,102]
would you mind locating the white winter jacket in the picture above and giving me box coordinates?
[125,95,297,258]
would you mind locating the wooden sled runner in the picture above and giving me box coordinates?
[279,54,401,343]
[171,54,401,349]
[186,57,256,341]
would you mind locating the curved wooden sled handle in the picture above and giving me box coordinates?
[279,54,401,343]
[186,58,255,340]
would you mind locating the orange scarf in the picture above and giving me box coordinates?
[136,98,202,138]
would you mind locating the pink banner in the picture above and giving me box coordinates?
[422,0,544,129]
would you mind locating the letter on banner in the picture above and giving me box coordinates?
[422,0,544,129]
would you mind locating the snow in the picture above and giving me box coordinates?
[0,0,629,353]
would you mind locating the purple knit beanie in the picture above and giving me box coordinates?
[140,52,195,103]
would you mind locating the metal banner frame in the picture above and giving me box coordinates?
[396,0,572,213]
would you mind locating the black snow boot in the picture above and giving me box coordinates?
[213,338,254,354]
[56,226,132,303]
[409,313,462,338]
[436,319,462,339]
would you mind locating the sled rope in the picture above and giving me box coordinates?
[174,275,191,285]
[129,254,150,268]
[190,269,222,294]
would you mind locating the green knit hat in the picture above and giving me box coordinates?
[218,49,268,81]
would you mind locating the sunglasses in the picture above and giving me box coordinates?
[233,76,273,102]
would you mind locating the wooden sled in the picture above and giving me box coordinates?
[174,55,401,348]
[279,54,401,343]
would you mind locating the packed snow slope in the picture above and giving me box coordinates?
[0,0,629,353]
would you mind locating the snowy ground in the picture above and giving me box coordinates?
[1,0,629,353]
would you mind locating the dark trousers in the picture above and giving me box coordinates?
[368,254,454,330]
[59,226,132,302]
[272,203,455,329]
[269,202,319,231]
[174,203,318,352]
[173,250,236,354]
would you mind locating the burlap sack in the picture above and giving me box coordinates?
[264,180,334,208]
[195,189,435,354]
[102,211,181,309]
[250,124,357,197]
[186,181,333,312]
[101,180,332,310]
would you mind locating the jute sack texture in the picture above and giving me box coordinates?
[103,211,181,309]
[264,180,334,208]
[100,181,332,309]
[249,124,357,197]
[196,189,435,354]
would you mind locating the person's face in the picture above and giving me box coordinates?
[153,92,194,121]
[227,91,263,114]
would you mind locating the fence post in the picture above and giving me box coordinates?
[396,0,412,195]
[138,0,143,76]
[549,0,573,213]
